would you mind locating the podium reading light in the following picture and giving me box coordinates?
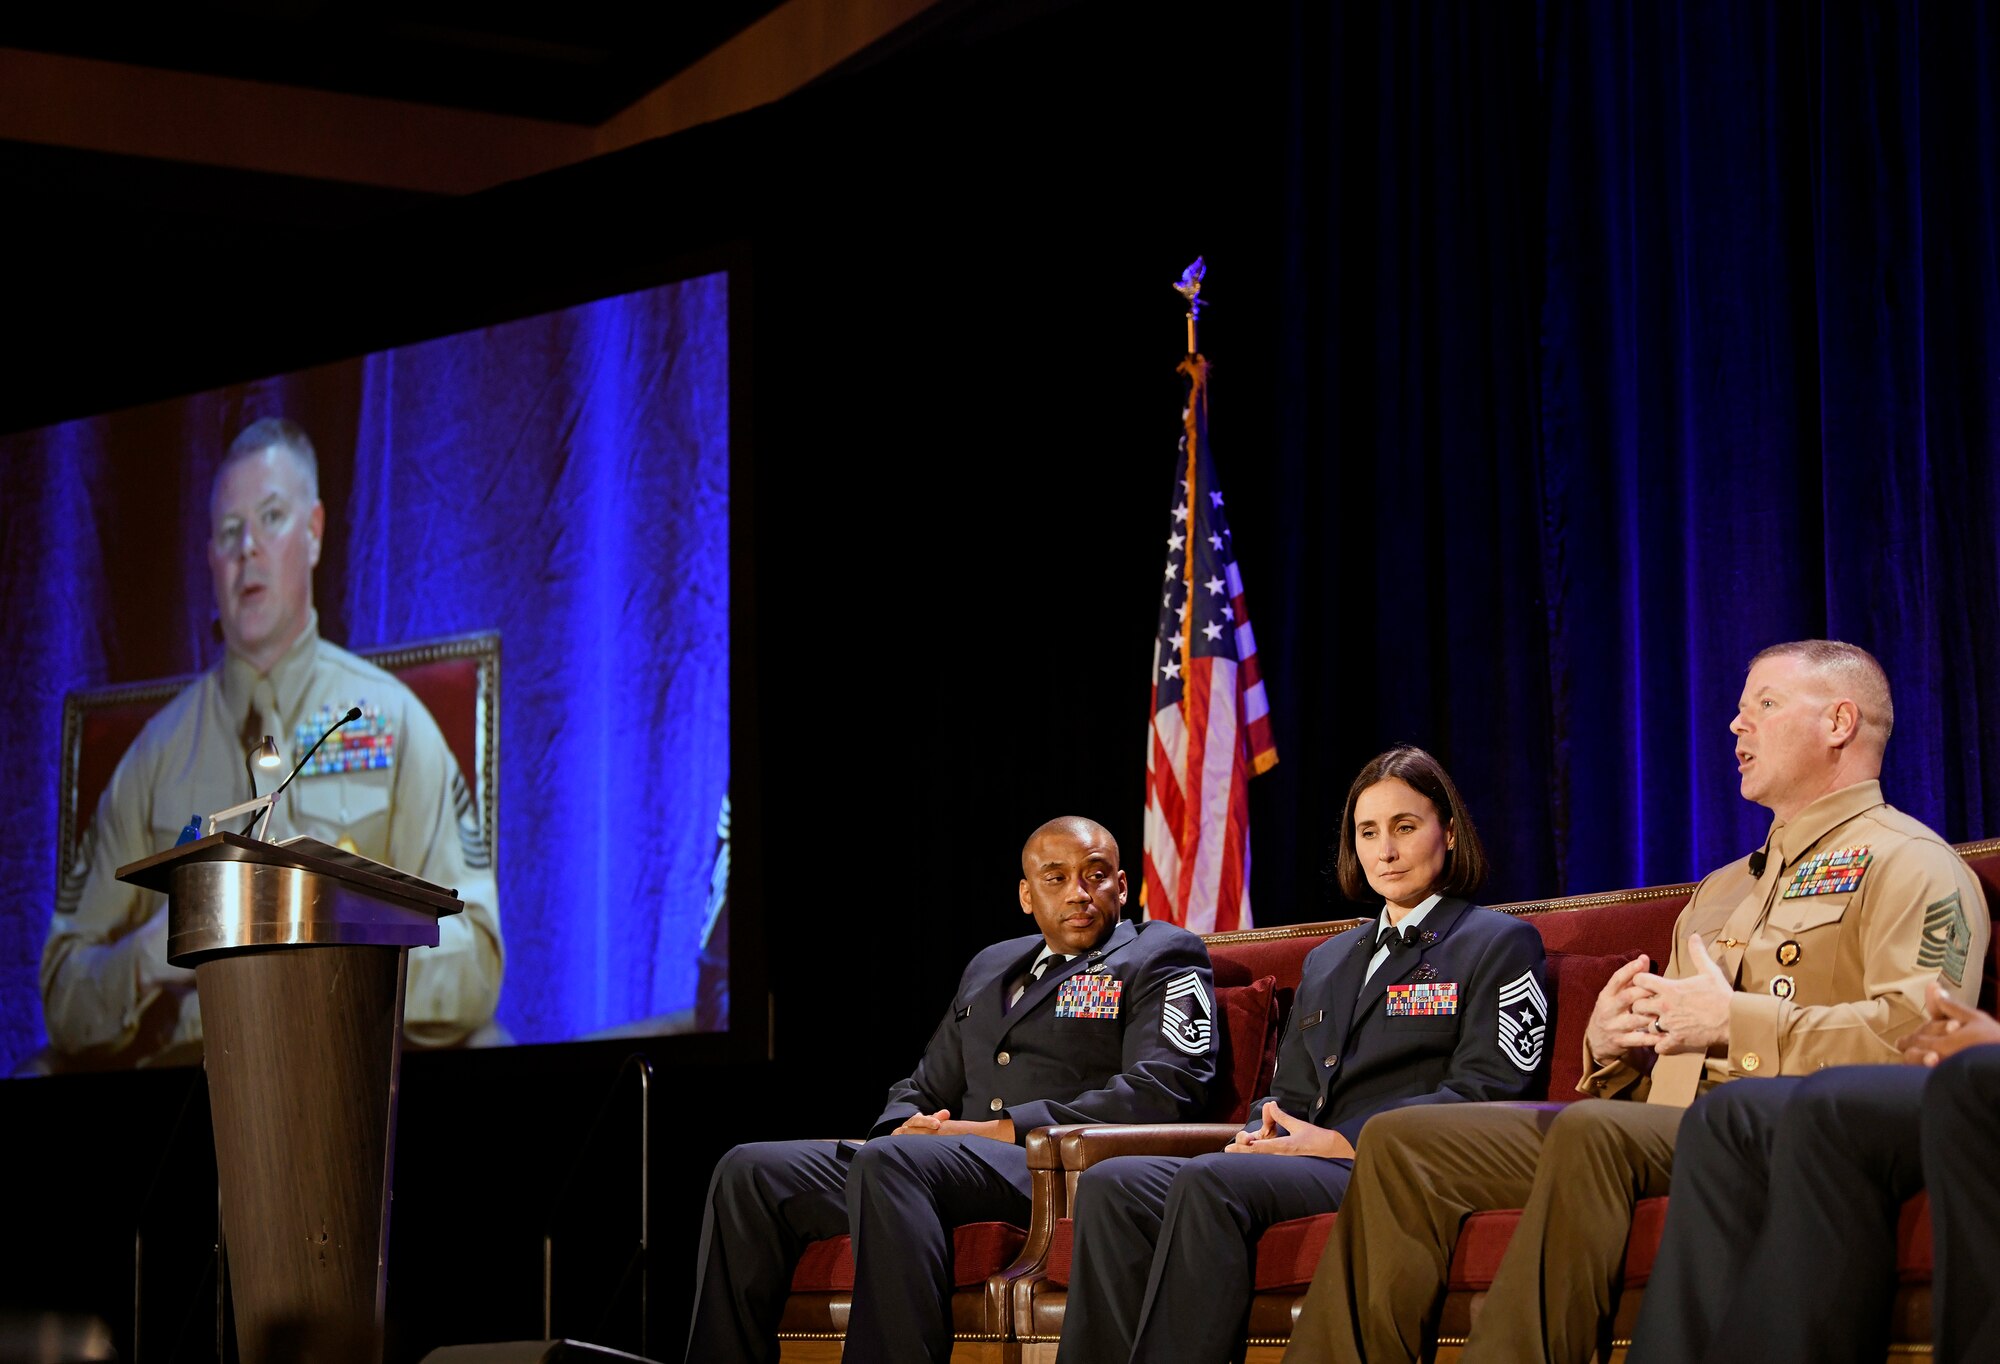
[249,735,281,777]
[249,737,283,833]
[209,736,288,837]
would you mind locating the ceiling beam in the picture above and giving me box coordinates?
[0,0,941,195]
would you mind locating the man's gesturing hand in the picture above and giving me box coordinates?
[1582,954,1652,1066]
[1628,935,1734,1055]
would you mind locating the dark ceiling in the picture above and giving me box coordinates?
[0,0,792,123]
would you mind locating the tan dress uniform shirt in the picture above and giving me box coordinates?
[1578,779,1987,1107]
[42,614,504,1064]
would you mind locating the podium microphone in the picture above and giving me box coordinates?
[254,707,364,841]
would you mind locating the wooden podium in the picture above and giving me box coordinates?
[120,832,463,1364]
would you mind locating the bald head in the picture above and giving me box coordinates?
[1018,815,1126,954]
[1749,640,1894,749]
[1021,816,1120,874]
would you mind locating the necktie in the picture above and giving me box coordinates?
[1376,924,1421,956]
[242,680,281,763]
[1008,954,1067,1010]
[240,698,264,761]
[240,680,282,834]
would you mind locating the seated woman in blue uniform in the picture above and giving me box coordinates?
[1053,744,1550,1364]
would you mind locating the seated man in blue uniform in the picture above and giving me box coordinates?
[684,815,1217,1364]
[1055,745,1549,1364]
[1629,981,2000,1364]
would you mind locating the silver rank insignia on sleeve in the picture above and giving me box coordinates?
[1498,970,1549,1073]
[1162,971,1213,1056]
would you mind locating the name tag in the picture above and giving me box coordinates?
[1386,982,1459,1017]
[1056,975,1123,1020]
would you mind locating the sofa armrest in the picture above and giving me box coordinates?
[1057,1122,1246,1171]
[1026,1123,1073,1172]
[986,1126,1075,1334]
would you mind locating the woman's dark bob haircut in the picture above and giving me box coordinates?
[1333,744,1490,903]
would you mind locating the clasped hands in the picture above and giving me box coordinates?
[890,1109,1016,1143]
[1900,982,2000,1067]
[1586,934,1734,1064]
[1223,1101,1356,1160]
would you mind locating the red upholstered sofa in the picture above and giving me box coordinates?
[964,839,2000,1364]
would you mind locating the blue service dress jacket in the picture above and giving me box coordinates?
[1049,898,1551,1364]
[1261,895,1551,1145]
[873,917,1219,1149]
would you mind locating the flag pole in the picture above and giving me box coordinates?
[1173,257,1206,356]
[1171,257,1208,689]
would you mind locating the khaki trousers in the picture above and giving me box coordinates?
[1282,1100,1683,1364]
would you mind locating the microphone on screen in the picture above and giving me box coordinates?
[254,706,364,840]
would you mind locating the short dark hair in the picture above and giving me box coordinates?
[221,417,319,502]
[1333,745,1490,903]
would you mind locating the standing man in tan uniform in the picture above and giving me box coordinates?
[1282,639,1987,1364]
[40,418,505,1068]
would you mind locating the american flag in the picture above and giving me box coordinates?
[1142,354,1276,933]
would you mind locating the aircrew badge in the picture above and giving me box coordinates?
[1918,890,1971,989]
[1056,973,1123,1021]
[1782,845,1872,898]
[1162,971,1212,1055]
[1411,962,1440,983]
[1498,970,1548,1072]
[1386,982,1459,1017]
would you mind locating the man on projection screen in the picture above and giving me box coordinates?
[39,417,505,1068]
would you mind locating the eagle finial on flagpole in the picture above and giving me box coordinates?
[1173,257,1206,355]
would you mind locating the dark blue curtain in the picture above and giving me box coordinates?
[341,282,731,1042]
[0,276,730,1063]
[1255,0,2000,910]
